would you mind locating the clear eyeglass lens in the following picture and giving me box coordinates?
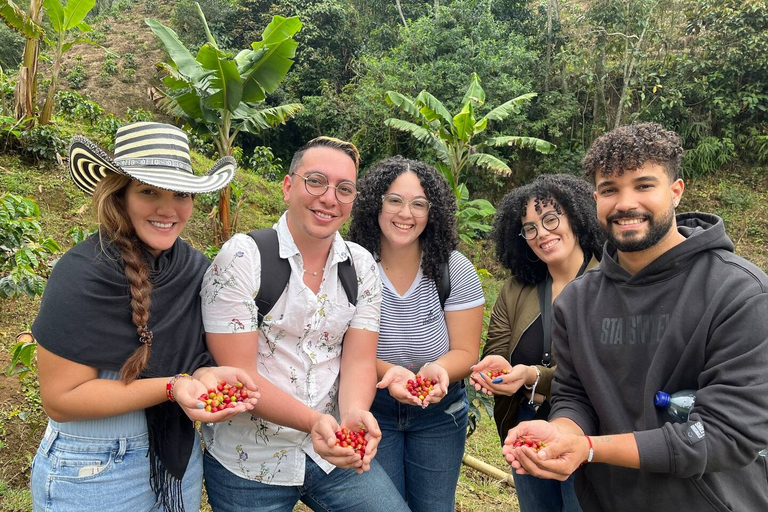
[301,173,357,203]
[383,196,429,217]
[542,214,560,230]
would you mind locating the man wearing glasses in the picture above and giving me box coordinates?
[199,137,409,511]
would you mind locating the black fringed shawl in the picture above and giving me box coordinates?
[32,234,214,512]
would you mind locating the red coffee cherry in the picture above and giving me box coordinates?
[335,427,368,459]
[512,436,547,452]
[405,374,436,401]
[197,381,250,413]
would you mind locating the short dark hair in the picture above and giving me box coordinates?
[583,122,684,182]
[493,173,604,285]
[290,136,360,174]
[349,156,457,284]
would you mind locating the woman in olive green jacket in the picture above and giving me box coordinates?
[470,174,604,512]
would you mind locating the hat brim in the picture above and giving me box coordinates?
[68,136,236,195]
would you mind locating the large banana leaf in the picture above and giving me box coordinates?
[62,0,94,31]
[385,118,449,164]
[467,152,511,174]
[385,91,422,120]
[239,16,301,102]
[234,103,303,132]
[485,135,557,154]
[483,93,537,122]
[461,72,485,107]
[42,0,63,33]
[452,102,476,143]
[197,44,242,111]
[146,19,203,81]
[415,90,452,126]
[0,0,43,38]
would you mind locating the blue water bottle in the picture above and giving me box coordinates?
[654,389,696,423]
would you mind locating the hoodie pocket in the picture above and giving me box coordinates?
[691,478,733,512]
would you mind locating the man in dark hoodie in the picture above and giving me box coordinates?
[502,122,768,511]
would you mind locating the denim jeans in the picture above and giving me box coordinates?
[203,449,410,512]
[31,424,203,512]
[370,381,469,512]
[512,401,582,512]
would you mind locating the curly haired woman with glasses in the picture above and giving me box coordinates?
[349,156,485,512]
[469,173,604,512]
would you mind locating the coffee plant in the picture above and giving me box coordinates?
[0,194,61,298]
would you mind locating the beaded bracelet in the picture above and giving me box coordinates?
[166,373,192,402]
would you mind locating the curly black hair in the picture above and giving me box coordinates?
[349,156,458,284]
[493,173,604,285]
[583,122,684,182]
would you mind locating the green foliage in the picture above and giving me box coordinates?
[102,55,118,75]
[0,193,61,299]
[170,0,239,50]
[56,90,104,124]
[8,337,36,379]
[19,124,66,161]
[682,137,736,177]
[385,72,555,199]
[456,185,496,245]
[65,64,87,89]
[122,52,136,69]
[247,145,284,181]
[39,0,100,124]
[0,20,24,69]
[67,225,98,245]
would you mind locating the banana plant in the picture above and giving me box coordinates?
[39,0,100,124]
[385,72,556,193]
[147,4,303,242]
[1,0,44,122]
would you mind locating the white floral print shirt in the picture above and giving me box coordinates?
[200,213,381,485]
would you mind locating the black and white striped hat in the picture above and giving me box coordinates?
[68,122,236,195]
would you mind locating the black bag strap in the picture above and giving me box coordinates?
[537,257,591,368]
[248,229,358,327]
[249,229,291,328]
[537,274,553,368]
[438,260,451,309]
[338,245,358,307]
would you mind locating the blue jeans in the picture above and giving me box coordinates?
[31,424,203,512]
[512,401,582,512]
[203,449,410,512]
[370,381,469,512]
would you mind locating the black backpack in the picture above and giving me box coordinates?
[248,228,451,327]
[248,228,357,327]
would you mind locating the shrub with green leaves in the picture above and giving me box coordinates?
[103,56,119,75]
[0,194,61,298]
[66,64,87,89]
[20,124,66,162]
[122,52,136,69]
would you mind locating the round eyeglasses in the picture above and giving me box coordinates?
[381,194,432,217]
[520,213,561,240]
[292,172,358,203]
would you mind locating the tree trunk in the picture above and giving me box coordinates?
[13,0,43,124]
[613,17,650,131]
[545,0,553,92]
[395,0,406,27]
[593,30,609,137]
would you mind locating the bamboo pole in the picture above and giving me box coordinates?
[461,454,515,487]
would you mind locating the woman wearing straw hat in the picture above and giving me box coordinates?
[30,122,259,512]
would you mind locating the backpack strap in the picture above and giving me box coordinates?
[248,228,290,328]
[248,230,359,326]
[438,259,451,309]
[339,243,358,306]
